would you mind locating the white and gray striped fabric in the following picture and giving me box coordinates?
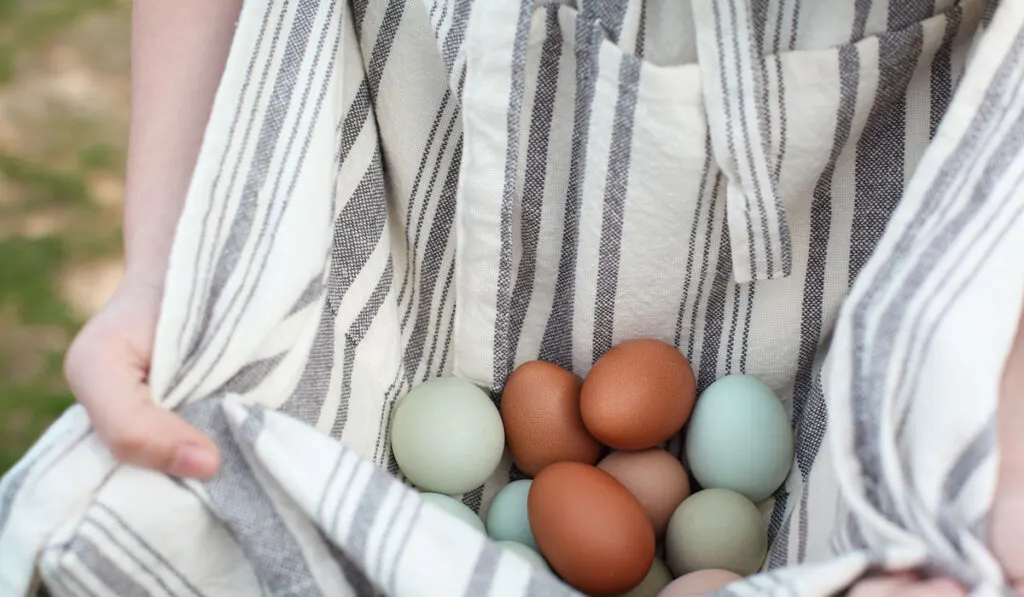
[2,0,1023,595]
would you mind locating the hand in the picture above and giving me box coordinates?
[63,276,220,478]
[847,574,965,597]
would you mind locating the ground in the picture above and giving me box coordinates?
[0,0,130,475]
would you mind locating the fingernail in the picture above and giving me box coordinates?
[171,443,218,478]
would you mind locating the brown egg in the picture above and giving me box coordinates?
[581,339,696,450]
[501,360,603,476]
[529,462,655,595]
[597,449,690,538]
[657,569,742,597]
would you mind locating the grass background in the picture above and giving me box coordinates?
[0,0,130,475]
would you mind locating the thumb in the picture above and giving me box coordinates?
[97,400,221,479]
[66,342,220,479]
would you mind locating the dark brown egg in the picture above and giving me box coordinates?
[597,449,691,538]
[501,360,602,477]
[528,462,655,595]
[580,339,696,450]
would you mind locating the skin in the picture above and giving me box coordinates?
[62,1,1022,591]
[63,0,243,479]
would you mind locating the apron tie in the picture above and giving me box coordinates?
[692,0,793,283]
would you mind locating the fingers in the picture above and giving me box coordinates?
[848,575,966,597]
[65,325,220,479]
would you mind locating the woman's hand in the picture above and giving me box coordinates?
[847,574,965,597]
[64,277,220,478]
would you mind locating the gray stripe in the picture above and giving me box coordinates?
[92,504,204,597]
[287,275,325,317]
[340,82,373,168]
[851,0,871,42]
[441,0,473,74]
[178,0,283,357]
[685,171,725,364]
[696,213,732,392]
[422,256,457,379]
[539,17,606,371]
[592,56,642,362]
[710,0,761,281]
[942,417,996,506]
[400,138,463,381]
[282,147,387,425]
[386,501,423,593]
[322,532,375,597]
[492,0,540,392]
[851,23,1024,529]
[346,467,394,565]
[69,536,150,597]
[673,137,716,350]
[463,542,502,597]
[792,42,858,474]
[396,88,454,308]
[0,423,90,536]
[182,402,323,596]
[353,0,370,34]
[366,0,407,100]
[850,23,923,285]
[217,352,287,395]
[461,485,485,514]
[80,517,187,597]
[889,0,938,32]
[931,7,963,139]
[508,4,563,363]
[723,283,742,369]
[172,0,337,395]
[590,0,630,43]
[397,111,461,343]
[330,258,394,437]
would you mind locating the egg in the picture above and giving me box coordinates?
[685,374,794,502]
[528,462,655,595]
[657,570,742,597]
[497,541,550,573]
[581,339,696,450]
[617,559,673,597]
[390,377,504,494]
[486,480,537,550]
[664,489,767,577]
[419,493,485,534]
[597,449,690,537]
[501,360,602,476]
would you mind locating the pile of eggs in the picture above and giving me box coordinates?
[390,339,795,596]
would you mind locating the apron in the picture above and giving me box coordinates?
[1,0,1022,595]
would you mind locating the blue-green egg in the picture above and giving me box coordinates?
[419,492,485,534]
[685,374,794,502]
[390,377,505,494]
[486,480,537,550]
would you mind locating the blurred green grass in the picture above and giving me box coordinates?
[0,0,129,475]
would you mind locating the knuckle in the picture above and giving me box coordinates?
[105,431,149,463]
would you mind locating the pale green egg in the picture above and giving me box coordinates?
[419,492,485,534]
[664,488,767,577]
[497,540,550,573]
[486,480,537,550]
[390,377,505,494]
[616,558,672,597]
[685,374,794,502]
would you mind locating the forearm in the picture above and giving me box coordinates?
[122,0,242,288]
